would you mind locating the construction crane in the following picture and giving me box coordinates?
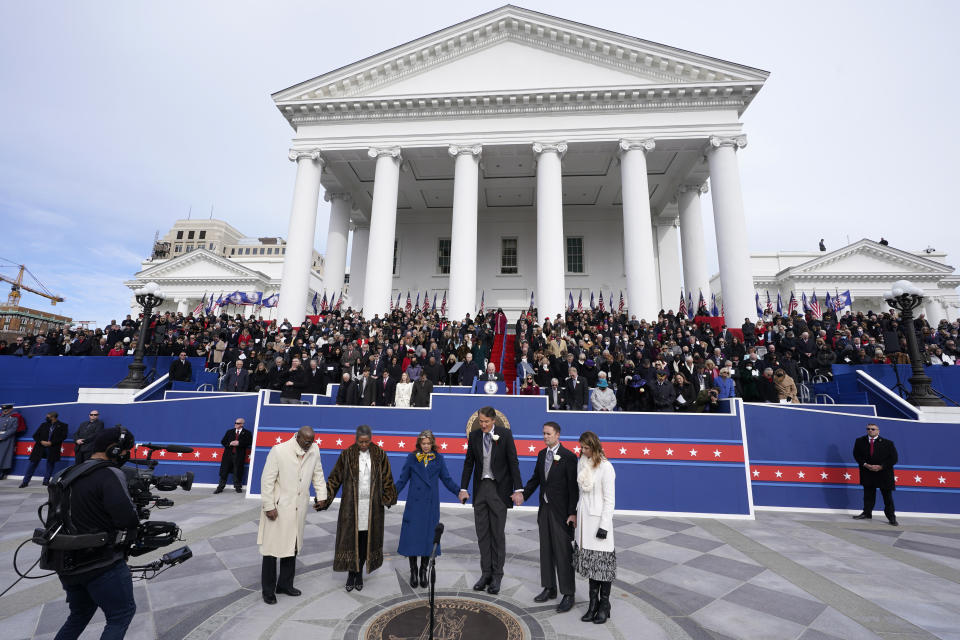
[0,259,65,307]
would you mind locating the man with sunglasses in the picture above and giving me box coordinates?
[215,418,253,494]
[72,410,104,465]
[853,423,899,526]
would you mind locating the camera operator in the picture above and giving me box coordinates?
[54,426,139,640]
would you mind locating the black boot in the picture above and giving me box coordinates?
[593,581,611,624]
[214,482,225,494]
[581,579,600,622]
[419,556,429,588]
[408,556,419,588]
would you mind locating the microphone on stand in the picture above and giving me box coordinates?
[432,522,444,546]
[428,522,444,640]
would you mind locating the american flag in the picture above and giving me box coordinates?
[405,291,412,313]
[440,291,447,316]
[698,290,708,315]
[577,290,583,312]
[422,292,430,314]
[787,291,798,315]
[335,291,343,310]
[618,291,625,313]
[810,291,822,320]
[598,291,605,312]
[678,289,688,318]
[320,292,329,312]
[477,290,484,315]
[765,291,773,315]
[192,295,205,315]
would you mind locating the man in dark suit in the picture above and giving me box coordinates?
[72,409,104,464]
[459,406,524,594]
[563,367,588,410]
[546,378,565,410]
[305,359,326,395]
[357,368,375,406]
[279,357,308,404]
[168,351,193,382]
[336,372,358,405]
[375,370,396,406]
[481,363,504,382]
[410,371,433,407]
[223,360,250,392]
[522,421,578,612]
[458,353,481,386]
[216,417,253,493]
[853,423,899,525]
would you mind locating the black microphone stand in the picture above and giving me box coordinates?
[428,522,444,640]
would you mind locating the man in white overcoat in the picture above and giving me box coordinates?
[258,425,326,604]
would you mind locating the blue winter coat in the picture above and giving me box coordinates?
[394,452,460,557]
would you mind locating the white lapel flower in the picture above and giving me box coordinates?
[490,433,500,442]
[553,453,561,462]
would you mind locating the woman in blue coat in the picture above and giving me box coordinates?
[394,429,460,588]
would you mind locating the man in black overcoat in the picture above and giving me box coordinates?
[410,372,433,407]
[168,351,193,382]
[522,421,579,612]
[72,409,104,464]
[563,367,588,410]
[459,406,523,595]
[852,423,899,525]
[216,417,253,493]
[335,372,358,405]
[19,411,68,487]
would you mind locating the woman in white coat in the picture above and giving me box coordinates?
[394,371,414,408]
[574,430,616,624]
[257,426,327,604]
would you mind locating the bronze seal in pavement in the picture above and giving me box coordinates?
[365,597,524,640]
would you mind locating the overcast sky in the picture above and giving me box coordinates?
[1,1,957,326]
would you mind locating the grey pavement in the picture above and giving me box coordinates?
[1,483,959,639]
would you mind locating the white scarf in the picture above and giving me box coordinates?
[577,456,602,493]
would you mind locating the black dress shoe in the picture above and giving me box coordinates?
[852,513,871,520]
[42,479,49,486]
[213,484,225,494]
[235,486,243,493]
[888,519,899,526]
[534,587,557,602]
[556,594,575,613]
[473,575,492,591]
[18,481,28,488]
[487,578,501,595]
[345,572,356,592]
[277,586,301,596]
[355,574,364,591]
[262,593,277,604]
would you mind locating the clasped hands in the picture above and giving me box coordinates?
[457,489,525,506]
[864,463,883,472]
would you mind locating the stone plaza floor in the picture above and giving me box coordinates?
[1,483,959,640]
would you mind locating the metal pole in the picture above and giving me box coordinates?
[118,293,161,389]
[885,291,944,407]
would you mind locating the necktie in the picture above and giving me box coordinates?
[869,438,875,456]
[545,448,553,477]
[483,432,492,456]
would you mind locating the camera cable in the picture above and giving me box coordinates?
[0,538,56,599]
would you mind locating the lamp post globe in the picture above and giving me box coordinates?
[118,282,166,390]
[883,280,944,407]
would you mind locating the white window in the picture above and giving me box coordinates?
[566,237,584,273]
[501,237,518,274]
[437,238,451,275]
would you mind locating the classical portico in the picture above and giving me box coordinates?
[272,6,769,322]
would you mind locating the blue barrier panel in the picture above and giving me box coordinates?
[744,403,960,515]
[0,356,207,406]
[9,394,259,485]
[248,393,753,516]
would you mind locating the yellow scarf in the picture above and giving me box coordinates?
[416,452,436,467]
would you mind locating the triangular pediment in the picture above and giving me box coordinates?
[786,240,954,277]
[273,5,768,108]
[135,249,269,281]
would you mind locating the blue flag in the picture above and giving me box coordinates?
[311,291,318,315]
[776,292,783,316]
[711,293,719,317]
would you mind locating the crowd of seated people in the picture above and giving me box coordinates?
[1,302,957,412]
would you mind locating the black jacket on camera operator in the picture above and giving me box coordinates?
[51,426,139,640]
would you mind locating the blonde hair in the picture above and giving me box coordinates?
[578,431,607,468]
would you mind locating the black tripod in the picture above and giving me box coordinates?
[428,523,444,640]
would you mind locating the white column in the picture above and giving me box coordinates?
[323,192,351,297]
[175,298,189,315]
[361,147,402,317]
[533,142,567,322]
[707,135,755,324]
[447,145,482,321]
[278,148,324,322]
[656,220,682,311]
[619,139,659,321]
[348,224,369,309]
[677,183,711,301]
[924,296,946,327]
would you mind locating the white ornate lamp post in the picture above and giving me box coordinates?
[118,282,165,389]
[883,279,945,407]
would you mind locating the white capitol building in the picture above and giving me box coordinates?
[128,6,960,324]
